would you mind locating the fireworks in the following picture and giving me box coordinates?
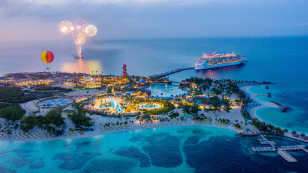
[59,20,98,58]
[85,25,98,37]
[59,20,74,35]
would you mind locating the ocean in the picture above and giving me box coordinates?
[1,37,308,172]
[1,126,308,173]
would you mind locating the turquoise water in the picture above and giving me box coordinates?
[139,104,158,109]
[249,85,308,134]
[98,100,124,112]
[256,107,308,133]
[39,98,73,108]
[1,126,308,173]
[1,37,308,172]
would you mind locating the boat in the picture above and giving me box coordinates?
[194,52,247,70]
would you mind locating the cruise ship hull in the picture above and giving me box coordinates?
[195,59,247,70]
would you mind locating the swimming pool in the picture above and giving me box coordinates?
[39,98,73,108]
[139,104,158,109]
[149,84,186,98]
[98,100,124,112]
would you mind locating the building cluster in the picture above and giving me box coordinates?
[0,72,132,89]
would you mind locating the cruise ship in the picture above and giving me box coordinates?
[194,52,247,70]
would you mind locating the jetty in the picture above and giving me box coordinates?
[252,135,308,162]
[149,67,193,79]
[271,101,290,112]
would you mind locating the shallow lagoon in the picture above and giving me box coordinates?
[249,85,308,134]
[1,126,308,173]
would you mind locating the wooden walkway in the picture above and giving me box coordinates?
[252,136,308,163]
[149,67,193,79]
[277,149,297,162]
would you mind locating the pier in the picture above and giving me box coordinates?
[277,149,297,162]
[252,135,308,162]
[149,67,193,79]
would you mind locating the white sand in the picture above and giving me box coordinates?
[241,86,278,119]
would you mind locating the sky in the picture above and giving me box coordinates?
[1,0,308,42]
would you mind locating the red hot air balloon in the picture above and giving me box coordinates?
[41,50,54,64]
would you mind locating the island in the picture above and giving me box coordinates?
[0,71,306,147]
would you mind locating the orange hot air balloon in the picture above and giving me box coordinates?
[41,50,54,64]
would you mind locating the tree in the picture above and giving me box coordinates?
[209,96,222,110]
[0,86,35,103]
[182,104,199,115]
[21,115,37,132]
[222,99,231,112]
[68,109,93,129]
[0,104,25,121]
[44,108,64,126]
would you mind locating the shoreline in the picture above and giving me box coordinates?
[0,118,240,144]
[241,85,279,120]
[1,84,305,144]
[242,85,308,143]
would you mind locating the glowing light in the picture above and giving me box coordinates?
[61,59,102,74]
[85,25,98,37]
[59,20,99,58]
[59,20,74,35]
[74,33,87,46]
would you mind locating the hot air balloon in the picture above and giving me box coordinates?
[41,50,54,64]
[41,50,54,72]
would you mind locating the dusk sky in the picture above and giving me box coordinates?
[1,0,308,42]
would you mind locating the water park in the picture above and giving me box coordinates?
[84,96,164,116]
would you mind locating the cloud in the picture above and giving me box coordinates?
[10,0,230,6]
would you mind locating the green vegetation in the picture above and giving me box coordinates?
[20,109,65,135]
[44,109,65,127]
[168,112,179,119]
[182,104,199,115]
[0,104,25,121]
[251,118,285,135]
[209,96,222,110]
[144,101,175,115]
[0,85,72,104]
[34,86,72,92]
[192,115,212,122]
[0,86,36,103]
[20,115,39,132]
[0,103,10,109]
[241,108,251,119]
[216,118,230,125]
[232,123,242,129]
[68,109,93,129]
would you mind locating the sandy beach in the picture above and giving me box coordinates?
[241,85,278,119]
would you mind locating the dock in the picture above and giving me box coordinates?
[149,67,193,79]
[300,145,308,153]
[252,135,308,162]
[277,149,297,162]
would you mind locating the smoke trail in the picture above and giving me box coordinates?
[59,20,97,58]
